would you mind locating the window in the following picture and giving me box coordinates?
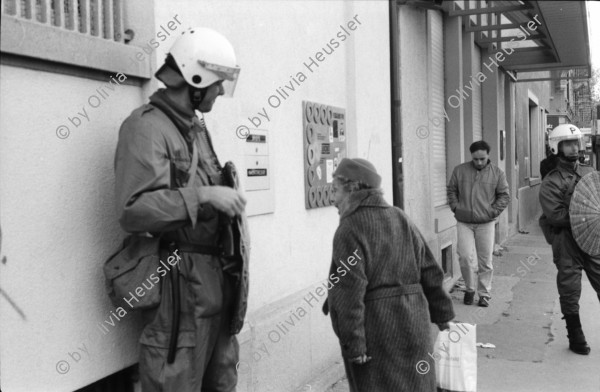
[1,0,152,79]
[3,0,124,38]
[441,243,452,277]
[428,10,448,207]
[527,92,544,182]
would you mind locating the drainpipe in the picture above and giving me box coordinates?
[389,0,403,209]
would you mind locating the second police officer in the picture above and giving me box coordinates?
[539,124,600,355]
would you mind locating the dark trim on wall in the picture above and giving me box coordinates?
[0,53,144,87]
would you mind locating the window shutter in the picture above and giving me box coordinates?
[429,11,447,207]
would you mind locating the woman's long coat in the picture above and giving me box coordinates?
[326,189,455,392]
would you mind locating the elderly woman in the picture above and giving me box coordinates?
[324,158,455,391]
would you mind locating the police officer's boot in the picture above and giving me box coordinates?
[563,314,591,355]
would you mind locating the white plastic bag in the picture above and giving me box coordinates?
[433,323,477,392]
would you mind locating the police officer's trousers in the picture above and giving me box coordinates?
[551,228,600,315]
[139,254,238,392]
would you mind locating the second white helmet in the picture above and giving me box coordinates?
[169,27,240,96]
[548,124,584,155]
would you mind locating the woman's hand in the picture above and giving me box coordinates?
[322,300,329,316]
[437,321,457,331]
[349,354,372,365]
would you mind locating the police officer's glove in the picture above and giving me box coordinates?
[201,186,246,217]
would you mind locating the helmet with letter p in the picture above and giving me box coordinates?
[547,124,584,155]
[167,27,240,97]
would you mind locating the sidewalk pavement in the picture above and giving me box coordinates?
[323,220,600,392]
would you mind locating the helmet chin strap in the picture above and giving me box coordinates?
[189,86,207,110]
[558,151,579,162]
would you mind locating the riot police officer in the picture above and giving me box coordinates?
[115,27,247,391]
[539,124,600,355]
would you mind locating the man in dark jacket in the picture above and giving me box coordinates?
[114,27,247,391]
[447,141,510,307]
[539,124,599,355]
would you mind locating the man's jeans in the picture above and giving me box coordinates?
[457,221,495,299]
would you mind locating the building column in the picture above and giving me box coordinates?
[504,77,518,228]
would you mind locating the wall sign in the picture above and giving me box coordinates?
[244,130,269,191]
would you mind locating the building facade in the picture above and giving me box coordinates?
[0,1,591,391]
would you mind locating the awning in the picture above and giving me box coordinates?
[443,1,591,82]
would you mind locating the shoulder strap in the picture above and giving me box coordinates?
[561,171,581,215]
[198,117,223,171]
[187,141,198,187]
[148,102,199,189]
[567,172,576,189]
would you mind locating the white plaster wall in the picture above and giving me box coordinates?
[0,66,146,392]
[1,1,391,390]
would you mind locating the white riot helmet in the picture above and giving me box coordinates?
[169,27,240,97]
[548,124,584,155]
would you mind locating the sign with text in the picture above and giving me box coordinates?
[244,130,270,191]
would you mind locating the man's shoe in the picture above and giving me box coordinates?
[564,314,591,355]
[478,297,490,307]
[463,291,475,305]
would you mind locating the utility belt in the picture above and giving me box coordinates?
[159,210,238,265]
[159,238,240,274]
[160,239,224,256]
[549,225,571,234]
[548,225,573,237]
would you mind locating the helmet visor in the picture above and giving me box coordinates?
[198,60,240,97]
[554,135,586,151]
